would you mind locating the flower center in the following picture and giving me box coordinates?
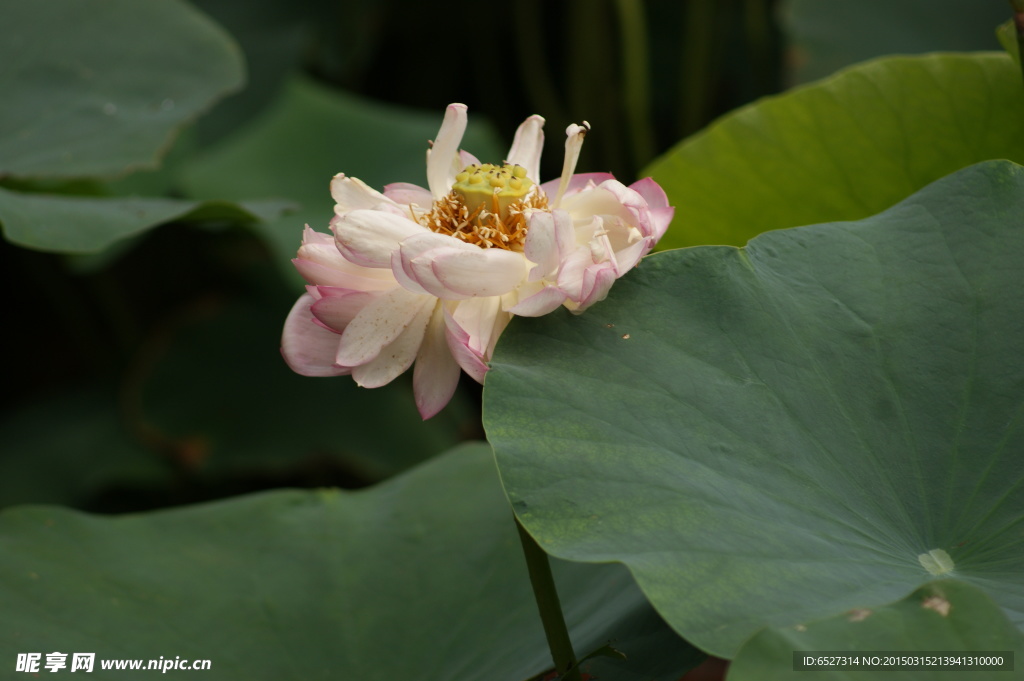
[451,163,533,220]
[418,162,547,251]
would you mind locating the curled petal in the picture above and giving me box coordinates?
[506,114,545,182]
[630,176,670,209]
[427,103,468,199]
[281,294,350,377]
[413,302,461,419]
[293,256,398,291]
[539,172,615,202]
[577,263,618,312]
[524,210,574,281]
[399,233,527,299]
[310,288,378,332]
[331,175,399,213]
[383,182,433,209]
[336,287,434,367]
[430,248,527,298]
[351,296,435,388]
[293,227,398,289]
[444,315,489,384]
[507,284,567,317]
[443,300,509,384]
[334,210,426,268]
[629,175,676,241]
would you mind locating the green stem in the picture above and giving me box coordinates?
[614,0,656,171]
[515,516,582,681]
[679,0,717,138]
[1012,1,1024,86]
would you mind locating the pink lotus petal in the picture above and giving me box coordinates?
[398,233,469,298]
[334,210,426,268]
[293,257,398,291]
[351,296,435,388]
[629,176,670,210]
[331,175,398,213]
[429,247,527,298]
[556,245,595,302]
[444,306,490,384]
[450,296,510,361]
[612,236,654,275]
[459,150,481,168]
[310,289,378,332]
[427,103,468,199]
[507,285,567,317]
[506,114,545,182]
[336,287,434,367]
[383,182,434,208]
[524,210,574,281]
[540,172,615,201]
[413,302,461,419]
[646,206,675,241]
[578,262,619,311]
[281,294,351,377]
[389,248,432,296]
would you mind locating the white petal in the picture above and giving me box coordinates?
[524,210,574,281]
[281,294,350,377]
[334,210,426,268]
[552,121,591,207]
[507,285,567,317]
[396,232,465,296]
[336,287,434,367]
[413,302,461,419]
[577,263,618,311]
[429,247,528,298]
[450,296,510,360]
[331,175,399,213]
[351,296,435,388]
[293,257,398,291]
[444,304,491,383]
[557,245,595,302]
[427,103,468,199]
[506,114,545,182]
[539,172,614,202]
[382,182,434,209]
[310,288,378,331]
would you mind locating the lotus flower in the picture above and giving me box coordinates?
[282,104,673,418]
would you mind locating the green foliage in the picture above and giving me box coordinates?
[0,188,291,253]
[0,444,702,680]
[730,580,1024,680]
[648,53,1024,250]
[485,161,1024,657]
[780,0,1007,84]
[0,0,243,179]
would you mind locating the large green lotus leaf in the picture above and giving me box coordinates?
[0,187,293,253]
[779,0,1006,83]
[0,443,702,680]
[180,77,504,283]
[484,161,1024,657]
[646,53,1024,250]
[731,580,1024,680]
[0,0,244,179]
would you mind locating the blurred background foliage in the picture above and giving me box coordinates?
[0,0,1007,512]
